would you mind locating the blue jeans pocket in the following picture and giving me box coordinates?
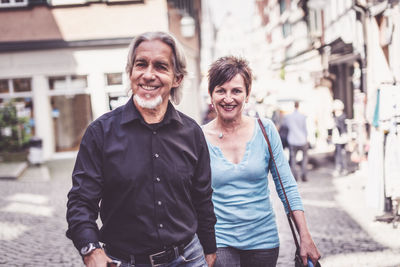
[179,235,207,266]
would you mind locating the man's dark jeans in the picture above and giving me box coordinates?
[289,144,309,181]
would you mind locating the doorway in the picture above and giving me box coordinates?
[51,94,92,152]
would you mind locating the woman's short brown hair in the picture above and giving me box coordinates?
[208,56,253,96]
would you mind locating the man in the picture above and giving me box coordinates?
[66,32,217,267]
[331,99,348,176]
[283,101,309,182]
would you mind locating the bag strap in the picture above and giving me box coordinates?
[257,118,301,251]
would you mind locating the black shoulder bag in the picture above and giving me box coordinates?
[257,118,321,267]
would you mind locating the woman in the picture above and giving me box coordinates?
[202,56,320,267]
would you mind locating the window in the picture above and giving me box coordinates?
[279,0,286,14]
[0,79,9,94]
[0,98,35,150]
[282,22,292,38]
[106,73,123,86]
[108,92,129,110]
[0,0,27,8]
[49,76,67,90]
[49,0,87,6]
[13,78,31,92]
[71,75,88,89]
[167,0,195,18]
[309,9,323,37]
[48,75,88,91]
[0,78,34,137]
[0,78,31,96]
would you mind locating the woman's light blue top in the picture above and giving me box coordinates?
[206,118,304,250]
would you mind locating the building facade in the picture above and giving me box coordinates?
[256,0,400,211]
[255,0,326,149]
[308,0,400,166]
[0,0,202,160]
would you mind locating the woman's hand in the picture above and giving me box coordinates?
[299,233,320,266]
[292,210,321,266]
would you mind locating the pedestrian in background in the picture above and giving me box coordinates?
[332,99,348,176]
[203,103,217,124]
[66,31,217,267]
[283,101,309,182]
[272,108,289,150]
[202,56,320,267]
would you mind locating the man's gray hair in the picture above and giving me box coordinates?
[126,31,187,105]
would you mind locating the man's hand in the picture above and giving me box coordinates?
[205,253,216,267]
[83,248,116,267]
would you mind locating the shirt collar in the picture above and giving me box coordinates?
[121,96,183,126]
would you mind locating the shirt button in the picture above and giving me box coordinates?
[154,153,159,158]
[157,201,162,206]
[153,131,157,135]
[155,177,161,182]
[159,224,163,228]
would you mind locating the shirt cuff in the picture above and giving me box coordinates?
[68,227,100,252]
[197,232,217,254]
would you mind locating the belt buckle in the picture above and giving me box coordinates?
[149,246,179,267]
[149,250,166,267]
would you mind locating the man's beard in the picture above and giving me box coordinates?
[134,94,163,110]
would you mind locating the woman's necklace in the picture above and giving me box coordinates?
[216,119,242,139]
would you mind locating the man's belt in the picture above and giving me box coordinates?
[105,236,193,267]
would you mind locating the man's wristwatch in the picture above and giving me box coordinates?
[80,242,102,256]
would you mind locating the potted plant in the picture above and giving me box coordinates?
[0,100,31,162]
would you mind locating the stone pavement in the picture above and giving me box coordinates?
[0,158,82,266]
[0,161,28,179]
[0,156,399,266]
[273,157,400,267]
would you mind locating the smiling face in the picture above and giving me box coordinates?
[211,73,249,121]
[130,40,182,110]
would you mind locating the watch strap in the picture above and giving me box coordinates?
[80,242,102,256]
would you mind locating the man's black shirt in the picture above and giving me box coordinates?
[66,98,217,255]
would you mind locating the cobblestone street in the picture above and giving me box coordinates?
[0,158,82,266]
[273,157,400,267]
[0,156,400,267]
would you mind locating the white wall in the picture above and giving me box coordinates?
[0,46,129,159]
[175,47,201,123]
[31,75,54,160]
